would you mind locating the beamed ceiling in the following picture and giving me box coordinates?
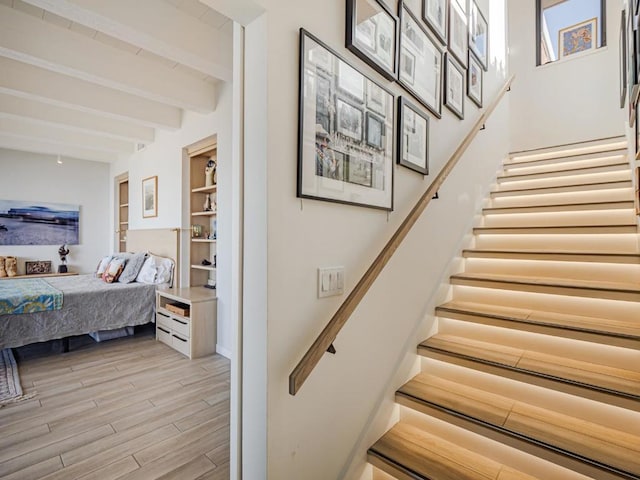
[0,0,233,163]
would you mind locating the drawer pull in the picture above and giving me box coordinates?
[158,326,170,334]
[174,319,187,325]
[157,311,169,318]
[172,334,187,343]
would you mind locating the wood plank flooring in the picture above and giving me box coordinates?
[0,327,230,480]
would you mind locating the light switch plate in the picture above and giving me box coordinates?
[318,267,345,298]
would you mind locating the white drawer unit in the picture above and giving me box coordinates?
[156,287,217,359]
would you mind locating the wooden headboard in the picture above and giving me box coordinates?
[126,228,180,286]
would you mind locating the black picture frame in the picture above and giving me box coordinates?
[448,0,468,67]
[468,0,488,70]
[444,53,465,119]
[397,96,429,175]
[25,260,52,275]
[297,29,395,211]
[346,0,399,81]
[467,50,483,108]
[398,1,443,118]
[423,0,448,45]
[628,7,638,125]
[621,9,628,109]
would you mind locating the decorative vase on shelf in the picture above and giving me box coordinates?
[205,158,217,187]
[203,194,212,212]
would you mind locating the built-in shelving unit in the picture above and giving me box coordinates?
[116,175,129,252]
[188,139,217,288]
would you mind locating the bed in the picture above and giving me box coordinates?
[0,228,179,349]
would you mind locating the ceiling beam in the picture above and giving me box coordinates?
[0,4,217,113]
[0,57,182,129]
[0,116,135,154]
[0,135,119,163]
[198,0,265,25]
[0,93,155,144]
[22,0,233,81]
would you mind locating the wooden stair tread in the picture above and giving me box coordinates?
[473,224,638,234]
[462,249,640,264]
[483,201,635,214]
[368,422,541,480]
[419,334,640,398]
[450,272,640,295]
[436,300,640,340]
[505,146,628,167]
[490,180,632,197]
[450,271,640,301]
[397,373,640,477]
[498,161,629,181]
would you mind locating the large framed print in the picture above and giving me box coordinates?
[397,96,429,175]
[0,199,79,246]
[468,0,488,70]
[448,0,468,67]
[444,53,465,119]
[398,2,443,118]
[558,17,597,60]
[346,0,399,81]
[298,29,394,211]
[620,9,628,109]
[467,51,483,108]
[423,0,448,45]
[628,8,638,125]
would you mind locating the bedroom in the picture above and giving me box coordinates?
[0,0,242,478]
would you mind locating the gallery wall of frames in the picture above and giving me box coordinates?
[622,0,640,215]
[297,0,488,210]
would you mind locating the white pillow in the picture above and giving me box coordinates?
[135,257,157,284]
[134,254,174,285]
[96,255,113,277]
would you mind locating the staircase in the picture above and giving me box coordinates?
[367,139,640,480]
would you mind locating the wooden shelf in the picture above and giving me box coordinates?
[191,239,216,243]
[191,211,217,217]
[191,264,216,271]
[192,185,217,194]
[0,272,78,280]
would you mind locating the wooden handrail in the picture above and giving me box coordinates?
[289,75,515,396]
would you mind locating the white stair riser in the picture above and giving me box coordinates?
[491,188,635,208]
[482,209,636,228]
[474,233,640,253]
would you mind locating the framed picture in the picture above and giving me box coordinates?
[336,98,364,142]
[621,9,628,109]
[25,260,52,275]
[628,9,638,125]
[423,0,448,45]
[403,0,422,17]
[558,17,597,60]
[142,175,158,218]
[448,0,468,67]
[346,0,399,81]
[397,96,429,175]
[636,105,640,159]
[444,53,465,119]
[297,29,394,211]
[468,51,483,107]
[635,166,640,215]
[366,112,385,149]
[367,81,387,117]
[398,3,443,118]
[468,0,488,70]
[0,199,79,246]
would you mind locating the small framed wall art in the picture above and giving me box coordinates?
[398,2,443,118]
[448,0,468,67]
[468,0,488,70]
[467,51,483,107]
[423,0,448,45]
[558,17,597,60]
[346,0,399,81]
[397,96,429,175]
[297,29,394,211]
[444,53,465,119]
[142,175,158,218]
[25,260,52,275]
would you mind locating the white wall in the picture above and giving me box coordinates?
[240,0,510,478]
[508,0,626,151]
[110,81,234,357]
[0,149,109,274]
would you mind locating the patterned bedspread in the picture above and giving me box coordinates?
[0,278,63,315]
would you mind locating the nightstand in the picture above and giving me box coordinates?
[155,287,217,359]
